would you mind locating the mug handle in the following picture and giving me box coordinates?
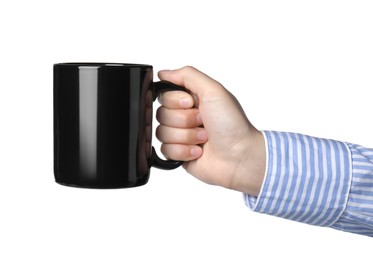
[151,81,191,169]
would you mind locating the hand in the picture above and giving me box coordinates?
[156,66,265,196]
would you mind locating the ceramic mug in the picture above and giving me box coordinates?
[54,63,186,188]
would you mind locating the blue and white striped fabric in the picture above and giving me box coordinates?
[245,131,373,237]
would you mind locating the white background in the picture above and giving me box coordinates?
[0,0,372,259]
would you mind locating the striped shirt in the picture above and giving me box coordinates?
[245,131,373,237]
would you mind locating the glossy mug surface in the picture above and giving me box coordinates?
[54,63,184,188]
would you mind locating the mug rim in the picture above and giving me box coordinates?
[54,62,152,68]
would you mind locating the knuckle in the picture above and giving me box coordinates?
[178,112,189,127]
[178,109,197,128]
[160,144,171,159]
[181,65,196,74]
[155,106,168,123]
[155,125,164,140]
[186,129,197,143]
[155,107,162,121]
[155,126,160,139]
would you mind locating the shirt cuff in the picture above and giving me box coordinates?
[330,143,373,236]
[245,131,352,227]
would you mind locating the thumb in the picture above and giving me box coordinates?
[158,66,226,103]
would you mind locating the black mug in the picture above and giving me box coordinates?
[54,63,186,188]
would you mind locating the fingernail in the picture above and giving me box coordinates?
[180,98,192,108]
[197,129,208,141]
[191,147,202,157]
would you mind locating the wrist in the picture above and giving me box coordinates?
[230,130,266,196]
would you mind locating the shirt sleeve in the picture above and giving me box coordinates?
[244,131,373,237]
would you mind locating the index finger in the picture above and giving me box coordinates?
[158,90,195,109]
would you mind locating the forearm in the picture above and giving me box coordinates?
[245,131,373,237]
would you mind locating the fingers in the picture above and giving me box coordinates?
[156,66,227,162]
[160,144,203,161]
[158,90,194,109]
[156,108,206,161]
[156,107,202,128]
[156,125,207,145]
